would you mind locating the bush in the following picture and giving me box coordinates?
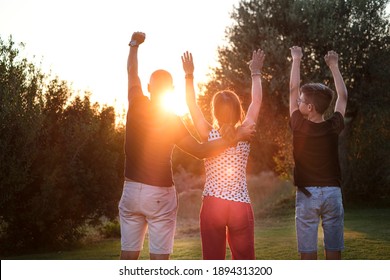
[0,37,124,255]
[99,219,121,239]
[177,189,203,221]
[247,171,295,217]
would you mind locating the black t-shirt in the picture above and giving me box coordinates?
[124,86,189,187]
[289,110,345,188]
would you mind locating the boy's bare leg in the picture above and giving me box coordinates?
[300,252,317,260]
[325,250,341,260]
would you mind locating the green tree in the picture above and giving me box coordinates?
[0,37,45,251]
[0,37,124,254]
[199,0,390,202]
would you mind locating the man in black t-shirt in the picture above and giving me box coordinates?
[118,32,254,260]
[289,46,348,260]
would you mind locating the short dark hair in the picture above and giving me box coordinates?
[300,83,334,114]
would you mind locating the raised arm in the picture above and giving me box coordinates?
[289,46,303,116]
[127,32,145,101]
[243,49,265,126]
[181,51,212,142]
[325,51,348,117]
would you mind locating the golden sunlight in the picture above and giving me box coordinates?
[161,90,189,116]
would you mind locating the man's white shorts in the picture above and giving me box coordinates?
[118,181,178,254]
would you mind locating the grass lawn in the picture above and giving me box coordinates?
[5,207,390,260]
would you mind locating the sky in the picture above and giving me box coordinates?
[0,0,241,114]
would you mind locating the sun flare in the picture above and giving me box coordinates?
[161,90,189,116]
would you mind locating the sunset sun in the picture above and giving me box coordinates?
[161,90,189,116]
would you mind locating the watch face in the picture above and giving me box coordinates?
[130,40,138,46]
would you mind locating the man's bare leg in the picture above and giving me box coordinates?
[150,253,170,260]
[120,250,140,260]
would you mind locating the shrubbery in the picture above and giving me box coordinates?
[0,37,124,255]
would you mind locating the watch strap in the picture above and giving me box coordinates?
[129,40,138,47]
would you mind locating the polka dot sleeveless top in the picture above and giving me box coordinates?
[203,128,251,203]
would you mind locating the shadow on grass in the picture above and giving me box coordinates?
[342,207,390,260]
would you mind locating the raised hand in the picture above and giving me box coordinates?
[249,49,265,74]
[324,50,339,68]
[181,51,194,75]
[130,31,146,45]
[290,46,303,60]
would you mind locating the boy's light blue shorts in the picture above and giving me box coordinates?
[295,186,344,253]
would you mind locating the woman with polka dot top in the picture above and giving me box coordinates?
[181,49,264,259]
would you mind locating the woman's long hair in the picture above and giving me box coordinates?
[211,90,245,142]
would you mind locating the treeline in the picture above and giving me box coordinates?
[197,0,390,203]
[0,37,125,254]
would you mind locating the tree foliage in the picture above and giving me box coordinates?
[199,0,390,202]
[0,37,124,254]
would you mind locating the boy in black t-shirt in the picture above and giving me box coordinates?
[289,46,348,260]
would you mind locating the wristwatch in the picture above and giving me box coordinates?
[129,40,138,47]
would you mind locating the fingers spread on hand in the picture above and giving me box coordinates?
[181,51,193,63]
